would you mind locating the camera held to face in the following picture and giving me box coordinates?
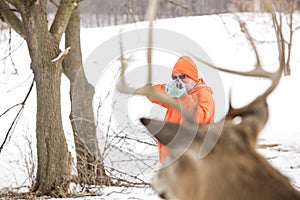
[165,79,187,98]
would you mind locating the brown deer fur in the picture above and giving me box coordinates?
[140,100,300,200]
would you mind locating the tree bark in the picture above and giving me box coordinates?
[19,2,72,196]
[63,6,110,186]
[31,49,72,196]
[63,6,99,158]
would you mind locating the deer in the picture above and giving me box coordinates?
[117,0,300,199]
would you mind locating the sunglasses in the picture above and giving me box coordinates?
[172,74,186,80]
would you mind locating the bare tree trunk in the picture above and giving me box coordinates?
[19,2,72,196]
[31,51,72,196]
[63,6,110,186]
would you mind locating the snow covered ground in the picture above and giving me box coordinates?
[1,13,300,199]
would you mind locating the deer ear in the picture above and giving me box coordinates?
[140,118,180,146]
[140,118,199,148]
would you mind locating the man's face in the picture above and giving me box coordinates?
[172,73,196,91]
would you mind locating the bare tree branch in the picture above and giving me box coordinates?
[0,78,34,154]
[49,0,79,42]
[50,0,59,8]
[0,0,24,38]
[163,0,189,11]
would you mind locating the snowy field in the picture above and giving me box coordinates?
[0,13,300,199]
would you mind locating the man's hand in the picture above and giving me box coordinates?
[165,79,187,98]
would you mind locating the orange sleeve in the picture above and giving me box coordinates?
[147,84,170,108]
[148,84,215,123]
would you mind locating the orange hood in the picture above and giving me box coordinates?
[172,56,199,81]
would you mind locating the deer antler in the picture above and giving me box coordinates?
[194,0,285,119]
[116,0,195,123]
[227,3,285,118]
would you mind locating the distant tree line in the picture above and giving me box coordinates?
[57,0,300,27]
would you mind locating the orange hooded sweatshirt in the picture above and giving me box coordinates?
[148,56,215,163]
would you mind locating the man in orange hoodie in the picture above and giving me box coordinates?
[148,56,215,163]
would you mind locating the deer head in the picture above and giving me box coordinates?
[117,0,300,199]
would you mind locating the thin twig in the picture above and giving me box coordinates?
[163,0,189,11]
[0,78,34,154]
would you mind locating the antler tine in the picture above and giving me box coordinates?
[235,14,262,70]
[194,0,285,119]
[227,0,285,118]
[117,0,195,123]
